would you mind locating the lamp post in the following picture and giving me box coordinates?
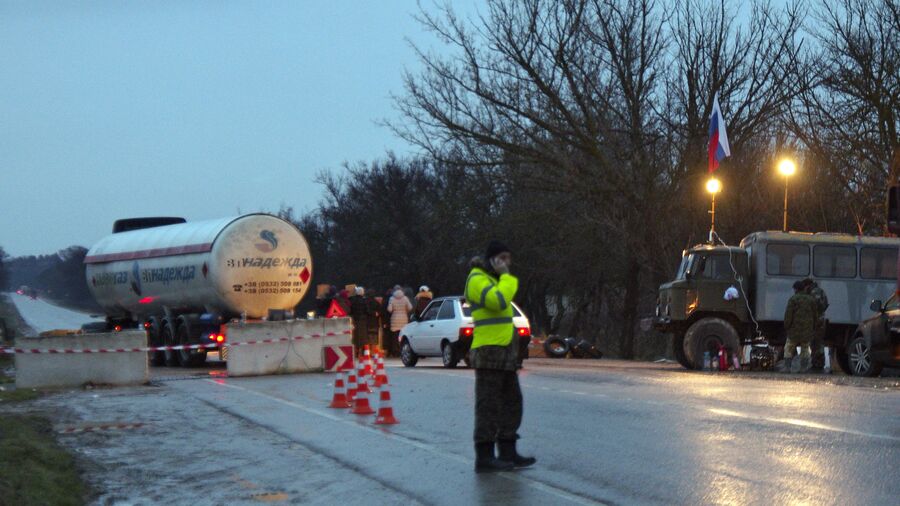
[706,177,722,242]
[778,159,797,232]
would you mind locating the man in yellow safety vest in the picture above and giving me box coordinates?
[465,240,536,473]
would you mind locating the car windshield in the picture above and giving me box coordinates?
[461,300,523,317]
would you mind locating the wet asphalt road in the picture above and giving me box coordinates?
[141,358,899,505]
[5,298,899,504]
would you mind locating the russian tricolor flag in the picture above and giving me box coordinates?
[708,93,731,173]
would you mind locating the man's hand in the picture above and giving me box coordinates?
[490,256,510,275]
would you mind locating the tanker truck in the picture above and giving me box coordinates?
[84,214,313,367]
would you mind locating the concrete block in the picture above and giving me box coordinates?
[226,318,352,377]
[15,330,149,389]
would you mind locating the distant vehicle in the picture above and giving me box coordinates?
[654,231,900,371]
[16,285,38,300]
[849,294,900,376]
[84,214,313,367]
[398,296,531,368]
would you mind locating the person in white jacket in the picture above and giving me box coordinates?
[386,288,413,357]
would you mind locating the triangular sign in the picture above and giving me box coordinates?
[326,299,347,318]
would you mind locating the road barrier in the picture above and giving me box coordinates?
[225,318,353,377]
[14,331,149,389]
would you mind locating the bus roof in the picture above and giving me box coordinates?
[739,230,900,248]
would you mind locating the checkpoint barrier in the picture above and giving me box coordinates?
[13,330,148,390]
[225,317,352,377]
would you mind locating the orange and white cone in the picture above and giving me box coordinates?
[374,354,389,387]
[363,345,374,377]
[346,370,358,401]
[356,357,372,394]
[328,371,351,409]
[374,386,398,424]
[351,387,376,415]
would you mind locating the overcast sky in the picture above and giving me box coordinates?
[1,1,473,257]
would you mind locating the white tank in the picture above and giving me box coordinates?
[85,214,313,320]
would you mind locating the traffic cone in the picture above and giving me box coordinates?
[328,371,351,409]
[355,358,372,394]
[363,345,374,377]
[346,370,358,401]
[351,388,376,415]
[374,386,398,425]
[374,354,389,387]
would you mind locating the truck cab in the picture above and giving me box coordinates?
[655,245,749,369]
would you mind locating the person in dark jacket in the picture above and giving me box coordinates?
[349,286,368,354]
[415,285,433,318]
[365,288,382,350]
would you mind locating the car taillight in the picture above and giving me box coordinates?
[517,327,530,337]
[459,327,474,338]
[113,325,123,332]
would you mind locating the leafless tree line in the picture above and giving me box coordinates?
[299,0,899,359]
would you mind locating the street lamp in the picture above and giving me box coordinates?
[706,177,722,242]
[778,159,797,232]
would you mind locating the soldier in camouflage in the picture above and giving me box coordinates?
[804,279,829,371]
[782,280,818,373]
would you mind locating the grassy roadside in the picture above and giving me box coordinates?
[0,295,87,504]
[0,292,34,341]
[0,415,86,506]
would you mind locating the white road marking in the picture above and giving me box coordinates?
[205,379,604,506]
[707,408,900,442]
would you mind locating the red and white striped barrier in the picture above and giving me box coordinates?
[57,422,147,434]
[0,330,351,355]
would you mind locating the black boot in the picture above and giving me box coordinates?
[498,440,537,468]
[474,442,514,473]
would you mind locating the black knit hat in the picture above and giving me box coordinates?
[485,240,511,260]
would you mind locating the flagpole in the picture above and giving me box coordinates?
[706,177,721,243]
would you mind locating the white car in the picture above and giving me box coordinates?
[398,296,532,368]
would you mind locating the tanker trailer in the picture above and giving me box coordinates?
[85,214,313,366]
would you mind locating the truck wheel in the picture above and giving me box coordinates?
[543,336,569,358]
[163,321,179,367]
[683,318,739,370]
[847,335,883,377]
[400,339,418,367]
[673,333,691,369]
[441,341,458,368]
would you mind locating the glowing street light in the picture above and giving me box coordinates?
[778,158,797,231]
[706,177,722,241]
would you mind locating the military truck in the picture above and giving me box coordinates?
[654,231,900,371]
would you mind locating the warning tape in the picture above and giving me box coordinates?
[0,330,351,355]
[57,422,147,434]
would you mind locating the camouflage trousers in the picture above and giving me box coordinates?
[810,323,826,369]
[784,336,811,359]
[474,368,522,443]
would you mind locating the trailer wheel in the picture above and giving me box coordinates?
[147,318,165,366]
[177,321,207,368]
[163,321,179,367]
[683,318,739,370]
[673,333,691,369]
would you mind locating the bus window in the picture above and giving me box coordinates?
[766,244,809,276]
[860,247,898,280]
[813,245,857,278]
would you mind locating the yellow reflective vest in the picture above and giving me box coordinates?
[465,267,519,349]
